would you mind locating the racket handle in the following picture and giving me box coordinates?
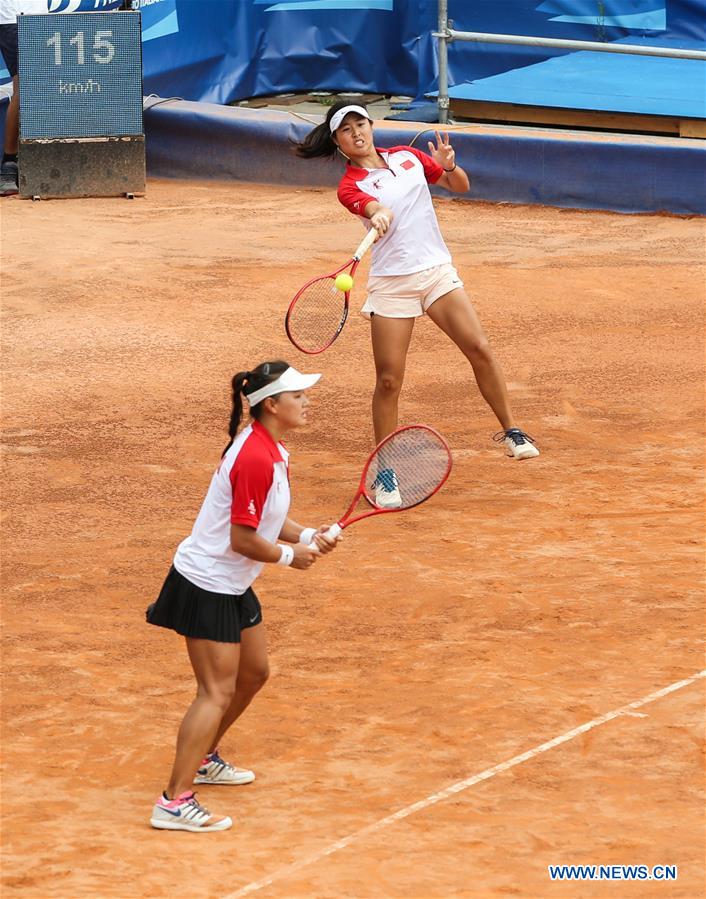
[353,227,377,261]
[307,523,342,547]
[324,523,342,541]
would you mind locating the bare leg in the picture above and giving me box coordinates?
[370,315,416,443]
[166,637,240,799]
[4,77,19,155]
[426,288,515,430]
[208,622,269,752]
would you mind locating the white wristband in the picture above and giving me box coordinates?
[299,527,317,545]
[277,544,294,566]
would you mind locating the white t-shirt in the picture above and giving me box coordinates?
[0,1,48,25]
[337,146,451,277]
[174,421,291,595]
[0,2,123,24]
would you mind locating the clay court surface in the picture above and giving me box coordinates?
[1,180,704,898]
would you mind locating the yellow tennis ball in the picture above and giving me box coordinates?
[335,273,353,293]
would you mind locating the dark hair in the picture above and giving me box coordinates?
[291,100,371,160]
[223,360,289,456]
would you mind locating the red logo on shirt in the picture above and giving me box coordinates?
[400,160,415,170]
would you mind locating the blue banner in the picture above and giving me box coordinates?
[137,0,706,103]
[3,0,704,99]
[129,0,178,43]
[47,1,123,11]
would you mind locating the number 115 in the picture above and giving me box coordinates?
[47,31,115,65]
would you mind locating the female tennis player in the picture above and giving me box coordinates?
[294,102,538,503]
[147,361,338,832]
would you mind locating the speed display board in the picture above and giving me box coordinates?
[18,11,143,139]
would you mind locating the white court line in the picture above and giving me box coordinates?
[223,670,705,899]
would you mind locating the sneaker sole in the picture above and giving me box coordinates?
[150,816,233,832]
[511,446,540,460]
[193,772,255,785]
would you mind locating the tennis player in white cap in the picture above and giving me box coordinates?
[293,101,539,505]
[147,361,338,832]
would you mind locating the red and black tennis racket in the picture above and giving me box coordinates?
[312,425,452,543]
[285,227,377,355]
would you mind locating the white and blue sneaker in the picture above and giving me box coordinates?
[372,468,402,508]
[494,428,540,460]
[193,748,255,785]
[150,790,232,832]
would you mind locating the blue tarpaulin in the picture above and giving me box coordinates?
[137,0,706,103]
[141,99,706,215]
[447,36,706,119]
[3,1,705,102]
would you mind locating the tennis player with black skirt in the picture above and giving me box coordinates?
[147,361,338,832]
[294,102,539,506]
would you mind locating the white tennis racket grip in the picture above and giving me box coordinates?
[308,523,342,547]
[353,227,377,261]
[324,523,342,541]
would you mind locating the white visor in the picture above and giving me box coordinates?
[244,366,321,407]
[329,104,373,134]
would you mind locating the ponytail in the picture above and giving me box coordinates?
[222,360,289,456]
[291,100,370,160]
[292,119,338,159]
[225,370,249,452]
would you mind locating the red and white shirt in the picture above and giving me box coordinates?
[337,146,451,277]
[174,421,290,594]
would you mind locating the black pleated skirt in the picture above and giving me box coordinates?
[146,566,262,644]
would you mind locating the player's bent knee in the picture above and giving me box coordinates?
[376,373,403,395]
[239,666,270,694]
[463,337,492,362]
[201,683,237,711]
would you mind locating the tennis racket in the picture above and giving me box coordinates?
[312,425,452,543]
[285,227,378,355]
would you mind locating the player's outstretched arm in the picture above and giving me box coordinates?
[427,130,470,194]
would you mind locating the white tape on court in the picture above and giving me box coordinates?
[223,670,706,898]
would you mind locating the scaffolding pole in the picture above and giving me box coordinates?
[437,0,449,124]
[434,13,706,124]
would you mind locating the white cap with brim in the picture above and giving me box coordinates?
[244,366,321,407]
[329,104,373,134]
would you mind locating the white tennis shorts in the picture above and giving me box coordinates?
[360,263,464,320]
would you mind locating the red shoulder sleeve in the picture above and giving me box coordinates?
[229,440,274,528]
[395,145,444,184]
[337,173,377,216]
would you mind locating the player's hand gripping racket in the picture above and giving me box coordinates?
[312,425,452,544]
[285,227,378,355]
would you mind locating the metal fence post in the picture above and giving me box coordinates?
[437,0,450,124]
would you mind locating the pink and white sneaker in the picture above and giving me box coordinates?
[150,790,232,832]
[194,748,255,785]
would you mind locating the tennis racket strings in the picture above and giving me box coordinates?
[286,276,347,353]
[365,426,451,510]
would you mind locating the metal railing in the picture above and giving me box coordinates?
[435,0,706,124]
